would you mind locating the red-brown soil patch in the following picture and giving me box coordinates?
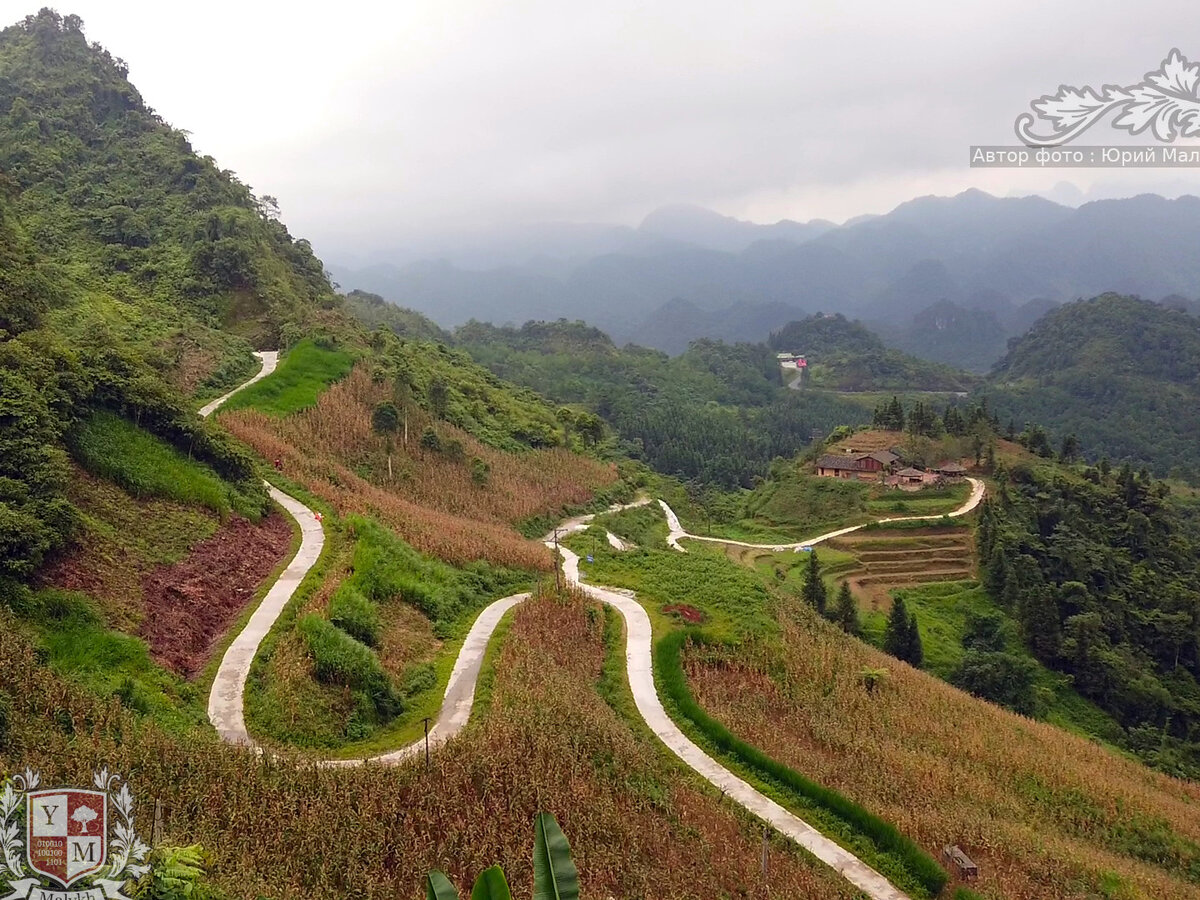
[662,603,706,624]
[140,513,294,678]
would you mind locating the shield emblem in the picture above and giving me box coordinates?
[25,788,108,888]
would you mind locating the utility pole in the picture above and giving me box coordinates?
[423,717,432,770]
[152,800,164,845]
[553,528,562,594]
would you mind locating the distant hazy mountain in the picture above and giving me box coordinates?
[614,298,807,354]
[331,221,688,272]
[637,204,835,253]
[332,191,1200,363]
[887,300,1010,372]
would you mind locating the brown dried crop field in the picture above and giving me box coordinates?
[220,366,619,570]
[685,602,1200,900]
[0,593,858,900]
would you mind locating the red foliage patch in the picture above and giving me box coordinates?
[662,604,706,624]
[140,513,293,678]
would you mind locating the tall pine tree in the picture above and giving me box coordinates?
[802,550,827,615]
[884,596,923,667]
[907,612,924,668]
[834,581,859,635]
[884,596,912,659]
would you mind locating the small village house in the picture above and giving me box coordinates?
[816,454,882,480]
[892,466,929,488]
[933,461,967,482]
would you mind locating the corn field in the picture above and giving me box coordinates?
[220,366,618,570]
[684,599,1200,900]
[0,597,857,899]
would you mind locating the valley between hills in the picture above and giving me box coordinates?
[3,11,1200,900]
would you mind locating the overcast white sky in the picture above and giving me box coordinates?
[5,0,1200,261]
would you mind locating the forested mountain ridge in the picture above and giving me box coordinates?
[769,313,977,391]
[456,319,872,487]
[0,10,337,353]
[981,294,1200,482]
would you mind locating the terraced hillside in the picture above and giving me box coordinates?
[828,526,975,610]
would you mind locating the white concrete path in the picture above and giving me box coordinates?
[195,357,981,898]
[198,351,279,417]
[661,476,986,553]
[541,496,653,543]
[555,544,910,900]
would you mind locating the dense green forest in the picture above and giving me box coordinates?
[768,313,977,391]
[0,11,337,347]
[0,10,344,588]
[977,460,1200,777]
[456,319,872,487]
[982,294,1200,483]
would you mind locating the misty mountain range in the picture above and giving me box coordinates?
[330,190,1200,370]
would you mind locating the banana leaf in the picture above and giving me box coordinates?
[426,870,459,900]
[531,813,579,900]
[470,865,512,900]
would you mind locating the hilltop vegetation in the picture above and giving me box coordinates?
[0,10,337,349]
[978,459,1200,777]
[983,294,1200,482]
[457,319,872,487]
[769,313,977,392]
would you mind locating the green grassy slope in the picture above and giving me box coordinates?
[220,340,355,416]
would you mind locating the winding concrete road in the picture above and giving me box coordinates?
[198,357,988,899]
[661,476,986,553]
[198,350,279,418]
[554,544,910,900]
